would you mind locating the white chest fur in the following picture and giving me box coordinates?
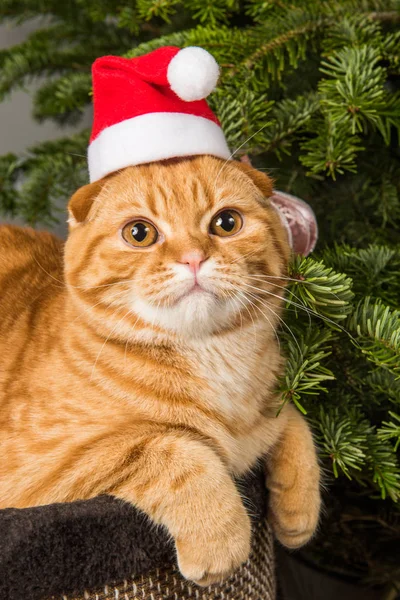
[189,322,279,419]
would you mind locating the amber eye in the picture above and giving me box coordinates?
[210,210,243,237]
[121,220,158,247]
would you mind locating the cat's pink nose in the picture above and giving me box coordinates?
[179,251,207,276]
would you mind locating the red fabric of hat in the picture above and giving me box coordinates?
[88,46,231,182]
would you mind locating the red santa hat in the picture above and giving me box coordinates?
[88,46,231,182]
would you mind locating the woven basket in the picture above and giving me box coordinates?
[50,519,275,600]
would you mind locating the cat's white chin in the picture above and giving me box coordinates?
[132,291,240,338]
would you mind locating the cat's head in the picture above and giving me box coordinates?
[65,156,290,339]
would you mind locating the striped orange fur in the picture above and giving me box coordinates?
[0,156,320,585]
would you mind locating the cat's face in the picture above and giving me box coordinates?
[65,156,290,338]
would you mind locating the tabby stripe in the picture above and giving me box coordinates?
[20,431,114,504]
[145,185,162,217]
[2,295,45,397]
[67,233,109,288]
[0,264,32,291]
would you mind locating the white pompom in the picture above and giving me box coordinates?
[167,47,220,102]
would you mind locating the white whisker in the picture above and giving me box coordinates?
[71,288,128,324]
[219,275,311,322]
[240,280,312,328]
[247,273,344,304]
[230,290,257,345]
[246,277,321,322]
[241,279,350,334]
[238,285,303,357]
[245,273,311,284]
[216,273,337,330]
[237,289,281,350]
[33,257,65,288]
[229,248,260,265]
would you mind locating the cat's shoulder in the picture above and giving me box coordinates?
[0,224,63,277]
[0,224,62,250]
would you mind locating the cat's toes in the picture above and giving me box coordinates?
[269,487,321,549]
[269,507,319,548]
[176,509,251,586]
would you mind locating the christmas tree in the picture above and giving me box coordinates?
[1,0,399,588]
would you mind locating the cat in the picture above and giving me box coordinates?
[0,155,321,586]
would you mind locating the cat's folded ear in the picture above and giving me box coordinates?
[231,161,274,200]
[68,178,109,226]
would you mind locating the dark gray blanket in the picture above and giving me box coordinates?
[0,469,267,600]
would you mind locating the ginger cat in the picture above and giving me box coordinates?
[0,156,320,586]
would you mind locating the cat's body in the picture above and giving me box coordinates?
[0,156,320,585]
[0,224,283,500]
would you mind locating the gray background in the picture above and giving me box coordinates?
[0,19,91,236]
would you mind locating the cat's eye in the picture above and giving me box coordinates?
[121,220,158,247]
[210,210,243,237]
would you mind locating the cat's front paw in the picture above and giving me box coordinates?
[268,469,321,548]
[175,506,251,586]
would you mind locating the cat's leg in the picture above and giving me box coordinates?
[110,429,251,586]
[265,404,321,548]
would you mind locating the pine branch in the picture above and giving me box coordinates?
[209,87,274,150]
[315,404,400,501]
[125,30,189,58]
[279,327,335,414]
[319,45,398,142]
[300,118,364,178]
[0,153,20,216]
[315,405,371,478]
[74,0,123,23]
[381,31,400,72]
[183,0,239,26]
[137,0,182,23]
[0,25,98,100]
[135,0,241,25]
[261,92,320,156]
[364,172,400,230]
[287,255,354,324]
[366,371,400,406]
[378,412,400,452]
[0,26,67,99]
[231,20,322,77]
[0,0,82,24]
[321,14,383,53]
[0,18,133,100]
[33,72,92,124]
[321,244,400,306]
[225,14,326,86]
[1,131,89,224]
[348,298,400,375]
[246,0,400,29]
[366,434,400,501]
